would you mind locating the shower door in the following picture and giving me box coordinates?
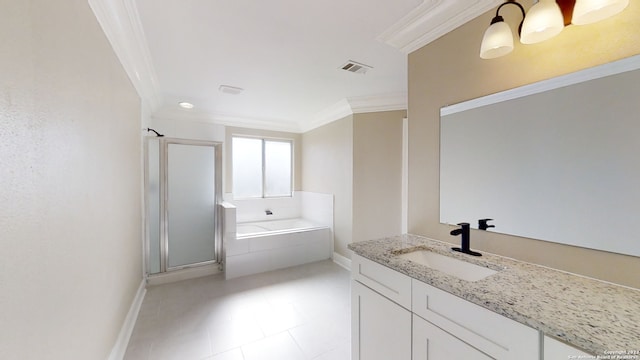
[146,138,222,274]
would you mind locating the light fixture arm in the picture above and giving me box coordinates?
[493,0,526,36]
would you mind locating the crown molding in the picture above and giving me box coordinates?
[210,114,303,133]
[89,0,500,132]
[348,92,407,114]
[155,91,408,134]
[302,99,354,133]
[301,92,408,132]
[377,0,503,54]
[154,108,304,133]
[88,0,161,110]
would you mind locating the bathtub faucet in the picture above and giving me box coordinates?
[265,209,273,215]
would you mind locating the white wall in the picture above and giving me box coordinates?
[0,1,143,358]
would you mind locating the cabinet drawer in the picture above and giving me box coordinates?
[352,253,412,309]
[412,279,539,359]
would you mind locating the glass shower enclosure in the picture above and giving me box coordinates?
[145,137,222,275]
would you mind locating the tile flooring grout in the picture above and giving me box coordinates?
[124,260,351,360]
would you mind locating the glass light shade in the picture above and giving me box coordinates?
[520,0,564,44]
[572,0,629,25]
[480,21,514,59]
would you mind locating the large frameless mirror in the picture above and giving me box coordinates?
[440,55,640,257]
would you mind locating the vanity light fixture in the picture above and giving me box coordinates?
[520,0,565,44]
[480,1,525,59]
[572,0,629,25]
[480,0,630,59]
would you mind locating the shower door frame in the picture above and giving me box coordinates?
[145,137,223,275]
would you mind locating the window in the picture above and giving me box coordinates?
[232,137,292,198]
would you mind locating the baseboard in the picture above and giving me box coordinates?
[108,279,146,360]
[146,263,221,286]
[332,251,351,271]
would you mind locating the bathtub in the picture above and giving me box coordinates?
[225,218,332,279]
[236,218,327,238]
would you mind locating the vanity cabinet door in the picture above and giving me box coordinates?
[544,335,593,358]
[413,314,493,360]
[352,280,411,360]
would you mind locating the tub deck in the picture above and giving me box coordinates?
[236,218,327,238]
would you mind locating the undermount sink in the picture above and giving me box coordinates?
[397,250,498,282]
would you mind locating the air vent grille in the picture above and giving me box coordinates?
[340,60,373,74]
[219,85,244,95]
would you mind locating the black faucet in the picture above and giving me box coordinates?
[451,223,482,257]
[478,218,495,231]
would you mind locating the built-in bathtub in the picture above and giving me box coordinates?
[225,217,332,279]
[236,218,327,238]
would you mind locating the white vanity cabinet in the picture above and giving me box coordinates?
[544,335,593,358]
[412,279,539,359]
[351,254,412,360]
[352,253,540,360]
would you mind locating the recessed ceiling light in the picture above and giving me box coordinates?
[178,101,194,109]
[219,85,244,95]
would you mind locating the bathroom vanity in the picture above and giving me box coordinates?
[349,235,640,359]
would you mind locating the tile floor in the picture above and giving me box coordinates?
[124,260,351,360]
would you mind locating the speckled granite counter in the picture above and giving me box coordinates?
[348,234,640,356]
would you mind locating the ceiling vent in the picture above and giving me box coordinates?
[219,85,244,95]
[340,60,373,75]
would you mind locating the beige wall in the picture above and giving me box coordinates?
[352,110,405,243]
[225,126,302,194]
[0,1,143,359]
[302,116,354,256]
[302,111,405,258]
[408,1,640,288]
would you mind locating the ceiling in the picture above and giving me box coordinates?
[90,0,502,132]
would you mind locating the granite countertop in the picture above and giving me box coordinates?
[348,234,640,356]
